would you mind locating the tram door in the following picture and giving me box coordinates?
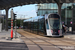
[45,15,52,36]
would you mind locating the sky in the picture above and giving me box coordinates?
[1,4,37,19]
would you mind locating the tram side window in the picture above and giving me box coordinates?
[46,20,49,29]
[39,18,44,30]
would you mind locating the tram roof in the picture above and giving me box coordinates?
[23,16,44,22]
[0,0,75,10]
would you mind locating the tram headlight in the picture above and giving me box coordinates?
[58,30,60,34]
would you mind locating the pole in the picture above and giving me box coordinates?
[3,16,4,30]
[0,19,1,23]
[15,20,17,39]
[11,9,13,39]
[65,8,67,25]
[5,8,9,31]
[72,4,73,34]
[20,16,21,27]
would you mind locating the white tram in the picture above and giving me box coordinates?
[23,13,63,37]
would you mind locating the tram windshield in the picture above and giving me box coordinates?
[49,18,61,29]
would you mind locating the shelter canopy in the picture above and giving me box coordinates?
[0,0,75,10]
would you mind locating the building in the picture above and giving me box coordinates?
[37,3,58,16]
[37,3,75,31]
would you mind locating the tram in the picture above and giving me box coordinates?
[23,13,63,37]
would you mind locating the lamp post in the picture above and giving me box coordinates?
[72,3,74,34]
[20,15,22,27]
[65,8,67,25]
[2,16,4,30]
[13,13,17,38]
[14,14,17,39]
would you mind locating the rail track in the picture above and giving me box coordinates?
[17,29,75,50]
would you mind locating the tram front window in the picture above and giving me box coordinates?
[49,18,61,29]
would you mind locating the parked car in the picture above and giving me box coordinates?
[19,27,21,29]
[8,26,11,29]
[19,26,23,29]
[14,26,19,29]
[21,26,23,29]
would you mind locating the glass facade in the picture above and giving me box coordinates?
[61,3,72,27]
[37,3,75,31]
[62,3,75,31]
[37,3,58,16]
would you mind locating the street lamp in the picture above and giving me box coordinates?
[72,3,74,34]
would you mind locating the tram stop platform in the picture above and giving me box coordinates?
[17,29,75,50]
[64,31,75,40]
[0,29,28,50]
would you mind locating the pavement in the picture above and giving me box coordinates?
[0,29,75,50]
[64,32,75,40]
[0,29,29,50]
